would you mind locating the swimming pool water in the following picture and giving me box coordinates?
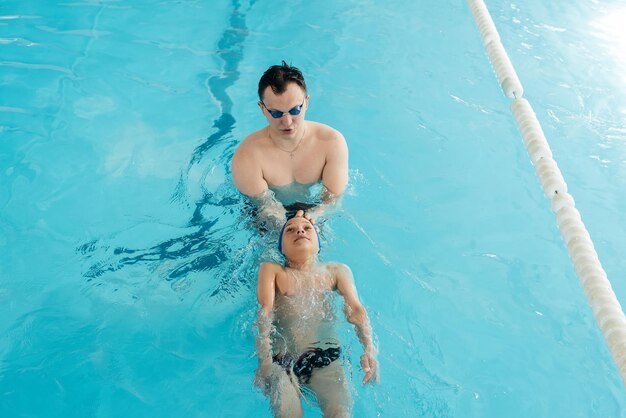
[2,0,626,417]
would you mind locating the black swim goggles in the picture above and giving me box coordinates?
[260,99,305,119]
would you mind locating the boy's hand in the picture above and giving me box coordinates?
[360,352,379,384]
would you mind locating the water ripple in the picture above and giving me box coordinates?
[0,15,41,20]
[35,25,110,37]
[0,37,39,46]
[134,39,216,56]
[0,106,29,114]
[0,60,74,75]
[80,0,261,303]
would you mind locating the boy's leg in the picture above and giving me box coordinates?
[269,368,303,418]
[306,361,352,418]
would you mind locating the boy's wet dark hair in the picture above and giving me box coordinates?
[258,60,307,100]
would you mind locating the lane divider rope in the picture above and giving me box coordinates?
[468,0,626,385]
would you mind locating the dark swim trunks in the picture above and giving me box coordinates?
[273,346,341,384]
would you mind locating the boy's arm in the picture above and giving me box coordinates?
[334,263,379,384]
[255,262,278,389]
[257,262,277,318]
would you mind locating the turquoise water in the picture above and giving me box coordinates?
[2,0,626,417]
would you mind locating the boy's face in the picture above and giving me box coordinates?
[281,217,319,258]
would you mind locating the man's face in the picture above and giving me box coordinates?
[259,82,308,138]
[281,216,319,258]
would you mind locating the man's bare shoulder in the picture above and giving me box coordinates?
[308,121,345,142]
[235,127,269,156]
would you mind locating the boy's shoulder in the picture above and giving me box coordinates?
[259,261,284,272]
[325,262,351,276]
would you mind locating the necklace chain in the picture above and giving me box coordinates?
[269,126,307,159]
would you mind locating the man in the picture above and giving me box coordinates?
[255,211,379,417]
[231,61,348,226]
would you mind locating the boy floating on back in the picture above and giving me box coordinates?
[255,211,379,417]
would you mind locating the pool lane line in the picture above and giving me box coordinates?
[468,0,626,386]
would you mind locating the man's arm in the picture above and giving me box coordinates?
[322,130,349,196]
[231,144,268,197]
[307,131,348,222]
[334,263,379,384]
[249,190,288,229]
[232,145,286,228]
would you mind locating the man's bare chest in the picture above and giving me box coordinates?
[261,151,327,186]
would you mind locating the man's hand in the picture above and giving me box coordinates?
[294,209,315,225]
[360,352,379,384]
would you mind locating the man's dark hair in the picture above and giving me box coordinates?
[258,60,307,100]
